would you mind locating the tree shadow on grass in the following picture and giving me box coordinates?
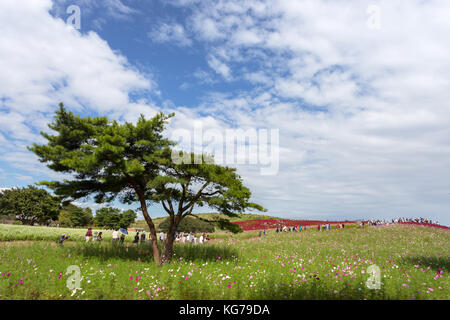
[173,243,238,262]
[69,242,238,263]
[403,256,450,273]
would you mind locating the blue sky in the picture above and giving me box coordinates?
[1,0,450,225]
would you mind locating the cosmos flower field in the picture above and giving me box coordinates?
[0,224,448,300]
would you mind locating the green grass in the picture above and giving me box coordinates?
[0,224,119,242]
[0,224,448,300]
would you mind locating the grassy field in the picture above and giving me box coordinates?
[0,222,262,242]
[0,224,448,300]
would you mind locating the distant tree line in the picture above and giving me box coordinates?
[94,207,136,230]
[158,216,215,233]
[0,186,136,228]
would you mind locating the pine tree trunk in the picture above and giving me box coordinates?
[163,233,175,262]
[136,192,161,265]
[162,218,179,262]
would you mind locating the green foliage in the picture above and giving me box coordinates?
[148,151,265,236]
[158,216,215,233]
[94,207,137,230]
[28,103,175,206]
[151,151,266,216]
[58,204,93,227]
[0,186,60,226]
[215,218,243,233]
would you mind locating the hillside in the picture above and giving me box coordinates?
[131,213,355,232]
[131,212,282,231]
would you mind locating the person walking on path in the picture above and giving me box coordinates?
[97,232,103,242]
[140,231,146,244]
[112,229,119,243]
[85,228,93,242]
[120,233,125,245]
[133,232,140,244]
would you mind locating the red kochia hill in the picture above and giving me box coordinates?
[232,219,356,231]
[397,222,450,230]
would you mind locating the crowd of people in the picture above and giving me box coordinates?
[392,217,438,224]
[174,232,210,244]
[276,225,304,233]
[365,217,439,227]
[58,228,213,246]
[58,227,105,245]
[125,230,212,245]
[84,227,104,242]
[274,223,346,233]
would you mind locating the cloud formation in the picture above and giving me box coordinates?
[1,0,449,224]
[161,0,450,224]
[0,0,157,182]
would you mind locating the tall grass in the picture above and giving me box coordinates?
[0,225,448,300]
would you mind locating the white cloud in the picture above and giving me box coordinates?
[149,22,192,47]
[163,0,450,224]
[207,55,232,81]
[0,0,158,166]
